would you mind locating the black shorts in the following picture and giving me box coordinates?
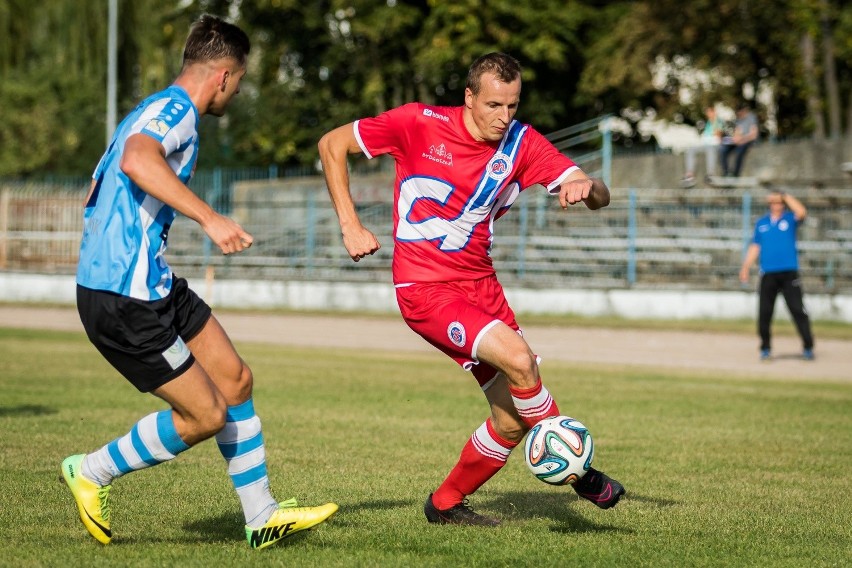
[77,276,212,392]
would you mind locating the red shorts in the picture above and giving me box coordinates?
[395,275,520,387]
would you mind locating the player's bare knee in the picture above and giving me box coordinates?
[205,404,228,437]
[233,361,254,399]
[196,393,228,438]
[503,350,539,388]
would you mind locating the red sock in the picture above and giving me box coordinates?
[431,419,517,510]
[508,378,560,429]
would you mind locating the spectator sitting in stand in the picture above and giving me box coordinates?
[681,105,724,188]
[719,103,759,178]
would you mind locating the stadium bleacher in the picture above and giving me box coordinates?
[1,177,849,295]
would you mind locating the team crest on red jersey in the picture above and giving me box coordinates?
[447,321,467,347]
[487,152,513,181]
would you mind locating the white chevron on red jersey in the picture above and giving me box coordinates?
[354,103,579,284]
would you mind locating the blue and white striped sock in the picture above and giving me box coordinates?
[215,399,278,528]
[81,410,190,486]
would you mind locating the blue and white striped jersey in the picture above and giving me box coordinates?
[77,85,199,300]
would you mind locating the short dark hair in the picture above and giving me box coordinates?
[466,52,522,95]
[182,14,250,68]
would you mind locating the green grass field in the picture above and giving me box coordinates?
[1,327,850,567]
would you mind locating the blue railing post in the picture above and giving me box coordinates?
[202,168,224,265]
[825,259,834,291]
[305,187,316,274]
[627,189,637,286]
[741,192,752,256]
[535,190,546,229]
[601,116,612,188]
[213,167,223,212]
[517,194,528,279]
[268,164,278,179]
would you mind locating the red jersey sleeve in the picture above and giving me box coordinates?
[515,127,580,193]
[354,102,419,160]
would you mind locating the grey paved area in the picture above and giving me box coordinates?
[0,306,848,381]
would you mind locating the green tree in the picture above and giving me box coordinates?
[2,0,849,176]
[0,1,107,175]
[217,1,428,167]
[579,0,850,139]
[414,0,601,130]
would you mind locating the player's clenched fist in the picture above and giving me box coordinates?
[558,177,610,211]
[558,178,593,208]
[204,214,254,255]
[342,224,380,262]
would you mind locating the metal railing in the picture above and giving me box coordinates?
[2,117,848,293]
[4,177,848,294]
[545,115,612,188]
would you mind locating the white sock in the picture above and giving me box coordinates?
[82,410,189,486]
[215,399,278,527]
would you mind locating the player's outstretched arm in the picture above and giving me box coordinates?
[584,178,611,210]
[739,243,760,283]
[558,173,610,210]
[121,133,253,255]
[318,124,381,262]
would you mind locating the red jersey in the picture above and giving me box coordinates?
[354,103,578,284]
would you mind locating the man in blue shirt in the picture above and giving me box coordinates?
[62,14,336,549]
[739,191,814,360]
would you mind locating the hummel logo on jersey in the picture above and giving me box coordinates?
[161,337,190,370]
[423,108,449,122]
[143,119,170,136]
[249,522,297,548]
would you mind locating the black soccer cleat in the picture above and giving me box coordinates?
[424,493,501,527]
[572,467,625,509]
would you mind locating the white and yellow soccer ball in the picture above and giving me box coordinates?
[524,416,594,486]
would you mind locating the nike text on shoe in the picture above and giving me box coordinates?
[423,494,501,527]
[60,454,112,544]
[246,498,338,550]
[572,467,625,510]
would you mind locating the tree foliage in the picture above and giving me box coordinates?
[580,0,851,139]
[0,0,849,176]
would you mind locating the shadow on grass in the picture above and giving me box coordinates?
[144,500,412,544]
[485,490,675,533]
[348,498,411,511]
[0,404,57,417]
[180,512,247,544]
[327,499,413,527]
[627,493,678,508]
[111,512,321,546]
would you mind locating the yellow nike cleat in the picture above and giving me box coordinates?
[246,498,338,549]
[60,454,112,544]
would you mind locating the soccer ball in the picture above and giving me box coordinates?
[524,416,594,486]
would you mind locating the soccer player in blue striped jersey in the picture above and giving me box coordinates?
[62,14,337,549]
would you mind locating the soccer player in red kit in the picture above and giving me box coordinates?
[318,52,624,525]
